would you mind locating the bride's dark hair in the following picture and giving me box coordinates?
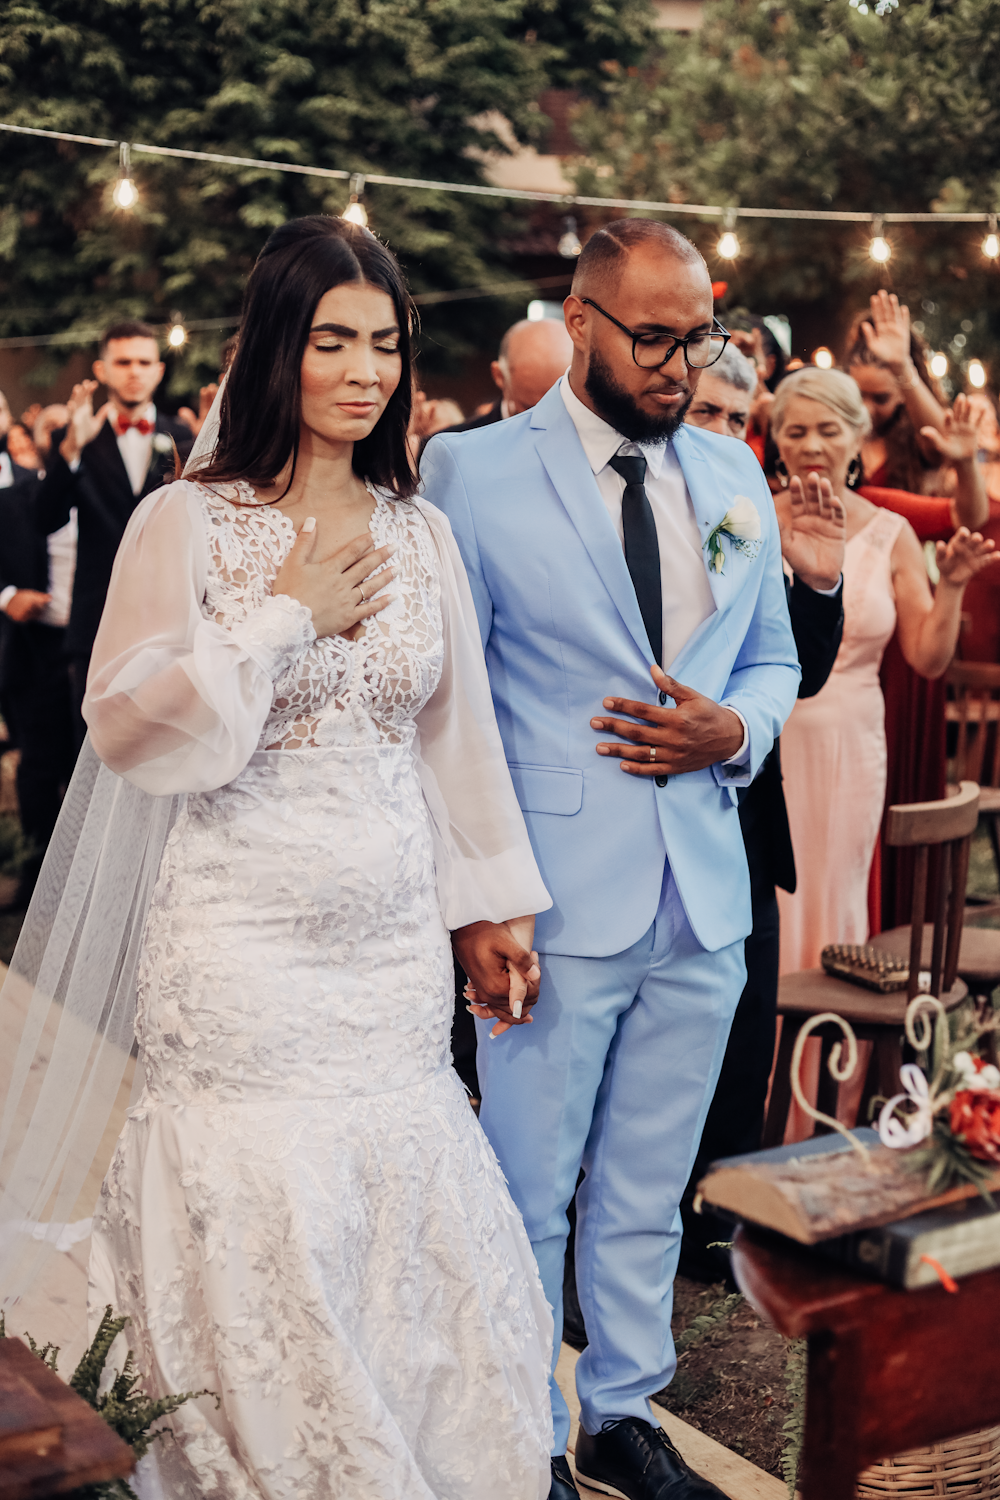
[196,215,417,498]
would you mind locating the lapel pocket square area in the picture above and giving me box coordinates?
[704,496,761,576]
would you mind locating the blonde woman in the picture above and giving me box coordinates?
[770,367,996,974]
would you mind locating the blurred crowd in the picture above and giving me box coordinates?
[0,291,997,979]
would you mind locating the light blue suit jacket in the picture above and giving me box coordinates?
[421,383,800,957]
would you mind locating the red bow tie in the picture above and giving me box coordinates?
[116,415,153,436]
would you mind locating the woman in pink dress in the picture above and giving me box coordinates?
[770,368,996,975]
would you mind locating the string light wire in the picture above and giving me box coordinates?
[2,121,999,227]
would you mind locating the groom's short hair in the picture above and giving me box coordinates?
[572,219,704,297]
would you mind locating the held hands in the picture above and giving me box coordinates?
[592,664,744,777]
[271,520,397,640]
[919,393,984,465]
[935,527,998,589]
[781,473,845,592]
[58,380,113,464]
[860,291,913,378]
[454,917,541,1037]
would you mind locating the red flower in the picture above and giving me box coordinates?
[949,1088,1000,1164]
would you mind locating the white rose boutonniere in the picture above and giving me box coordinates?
[704,495,762,574]
[152,432,174,457]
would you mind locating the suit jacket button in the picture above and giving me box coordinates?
[655,775,668,788]
[658,690,668,705]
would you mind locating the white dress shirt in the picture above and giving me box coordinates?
[559,374,749,763]
[0,451,13,489]
[117,403,156,495]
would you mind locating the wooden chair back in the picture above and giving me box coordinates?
[885,780,979,1000]
[947,661,1000,788]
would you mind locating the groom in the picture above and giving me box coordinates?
[422,220,800,1500]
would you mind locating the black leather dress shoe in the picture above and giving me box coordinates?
[575,1418,731,1500]
[550,1453,581,1498]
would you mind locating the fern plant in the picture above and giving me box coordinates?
[780,1338,807,1500]
[1,1305,215,1500]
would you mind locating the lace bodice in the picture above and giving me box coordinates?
[198,481,444,752]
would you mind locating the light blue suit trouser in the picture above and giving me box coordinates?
[476,868,745,1455]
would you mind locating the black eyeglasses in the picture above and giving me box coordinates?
[581,297,731,371]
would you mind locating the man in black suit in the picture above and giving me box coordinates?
[0,417,76,900]
[677,346,845,1282]
[35,320,192,744]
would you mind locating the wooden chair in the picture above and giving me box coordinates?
[732,1223,1000,1500]
[947,660,1000,885]
[763,781,978,1148]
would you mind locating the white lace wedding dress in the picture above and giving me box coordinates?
[82,479,554,1500]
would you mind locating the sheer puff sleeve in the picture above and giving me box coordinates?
[84,482,315,795]
[413,499,551,930]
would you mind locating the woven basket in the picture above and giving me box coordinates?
[857,1428,1000,1499]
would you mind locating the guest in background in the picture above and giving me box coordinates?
[31,404,70,467]
[845,292,952,494]
[0,442,76,905]
[35,321,192,744]
[679,362,847,1283]
[770,368,996,975]
[441,316,573,435]
[684,343,758,441]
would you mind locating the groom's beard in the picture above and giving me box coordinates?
[584,349,693,444]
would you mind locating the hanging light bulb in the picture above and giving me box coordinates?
[717,210,740,260]
[558,215,582,259]
[342,173,368,227]
[112,142,137,209]
[868,214,891,263]
[930,352,948,379]
[983,215,1000,261]
[968,359,987,389]
[167,320,187,349]
[812,346,834,369]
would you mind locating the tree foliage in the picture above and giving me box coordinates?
[571,0,1000,364]
[0,0,653,389]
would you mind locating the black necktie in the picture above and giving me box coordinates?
[609,452,662,667]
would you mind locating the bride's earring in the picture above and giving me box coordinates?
[774,458,790,489]
[846,455,863,490]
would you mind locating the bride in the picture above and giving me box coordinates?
[6,216,555,1498]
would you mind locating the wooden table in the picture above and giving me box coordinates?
[732,1224,1000,1500]
[0,1337,134,1498]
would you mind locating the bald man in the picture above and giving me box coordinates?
[442,317,575,436]
[423,221,799,1500]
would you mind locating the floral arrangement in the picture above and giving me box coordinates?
[0,1304,213,1499]
[877,998,1000,1194]
[703,496,761,574]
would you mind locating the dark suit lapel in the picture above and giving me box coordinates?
[88,419,139,520]
[139,415,180,498]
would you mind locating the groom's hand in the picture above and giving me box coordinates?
[452,920,541,1028]
[592,664,744,776]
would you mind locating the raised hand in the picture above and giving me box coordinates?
[780,473,846,592]
[592,664,744,777]
[59,380,113,462]
[935,527,998,589]
[860,291,912,376]
[271,522,397,639]
[919,393,984,464]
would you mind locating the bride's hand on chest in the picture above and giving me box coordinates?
[272,519,396,641]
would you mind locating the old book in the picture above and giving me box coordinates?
[812,1194,1000,1288]
[697,1128,1000,1245]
